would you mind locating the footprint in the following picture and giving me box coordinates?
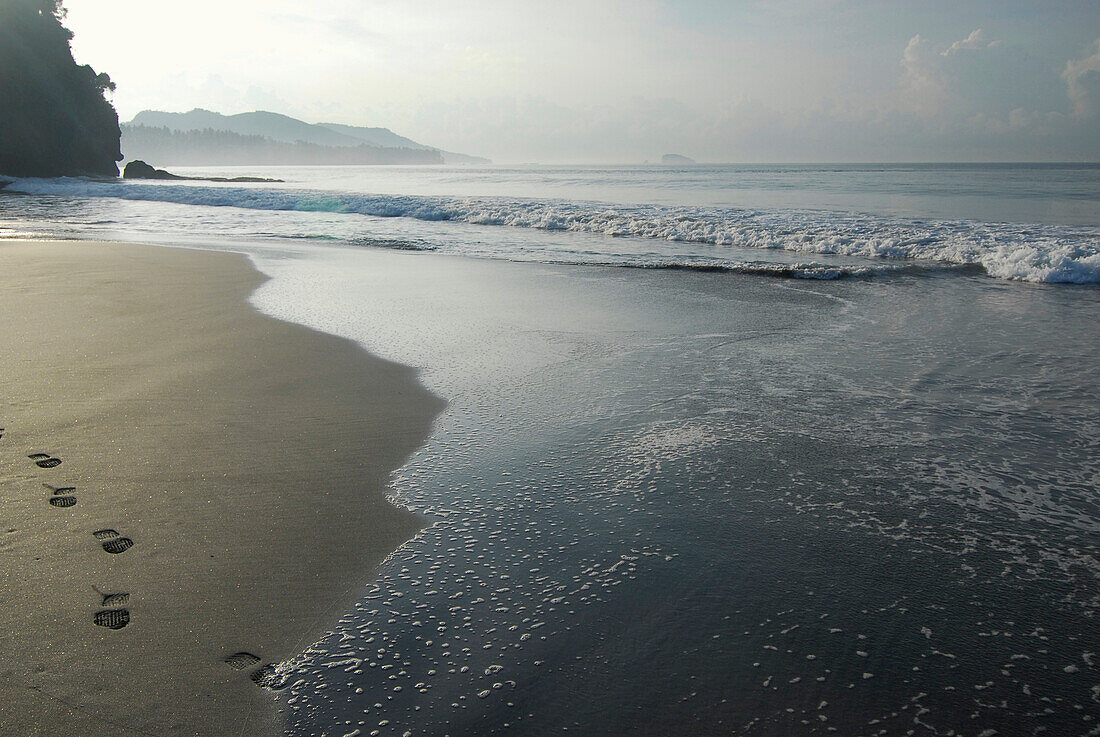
[224,652,262,671]
[102,537,134,555]
[250,663,290,691]
[44,483,77,509]
[93,587,130,608]
[92,529,134,554]
[28,453,61,469]
[92,588,131,630]
[93,608,130,630]
[223,653,289,690]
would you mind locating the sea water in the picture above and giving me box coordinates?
[3,163,1099,282]
[2,163,1098,736]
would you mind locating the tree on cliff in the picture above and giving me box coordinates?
[0,0,122,177]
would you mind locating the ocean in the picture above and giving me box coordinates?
[3,163,1099,281]
[2,163,1099,736]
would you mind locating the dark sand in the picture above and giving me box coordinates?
[0,241,442,735]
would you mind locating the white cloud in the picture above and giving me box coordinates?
[898,29,1061,123]
[944,28,1000,54]
[1063,39,1100,118]
[63,2,1100,162]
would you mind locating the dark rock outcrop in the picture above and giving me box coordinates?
[123,160,282,183]
[0,1,122,178]
[123,160,182,180]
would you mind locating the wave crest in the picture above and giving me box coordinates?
[7,178,1099,284]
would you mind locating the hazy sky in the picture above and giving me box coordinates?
[65,0,1100,163]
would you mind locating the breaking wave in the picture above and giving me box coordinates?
[6,177,1099,283]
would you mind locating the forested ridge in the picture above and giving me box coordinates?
[122,125,445,166]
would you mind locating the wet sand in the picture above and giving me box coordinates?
[0,241,442,736]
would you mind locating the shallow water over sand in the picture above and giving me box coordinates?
[248,248,1100,737]
[4,161,1098,734]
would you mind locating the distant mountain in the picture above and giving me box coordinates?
[125,109,489,165]
[317,123,430,151]
[121,125,443,166]
[131,109,360,148]
[435,150,492,165]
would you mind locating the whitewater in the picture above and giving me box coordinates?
[3,162,1098,283]
[3,162,1099,737]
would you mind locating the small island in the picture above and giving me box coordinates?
[661,153,697,165]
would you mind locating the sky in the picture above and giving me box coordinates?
[64,0,1100,163]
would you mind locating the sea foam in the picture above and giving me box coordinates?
[7,177,1099,283]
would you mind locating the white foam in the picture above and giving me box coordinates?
[6,177,1099,283]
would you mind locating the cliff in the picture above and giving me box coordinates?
[0,1,122,177]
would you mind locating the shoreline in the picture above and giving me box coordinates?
[0,240,443,736]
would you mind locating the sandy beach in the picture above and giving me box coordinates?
[0,241,442,736]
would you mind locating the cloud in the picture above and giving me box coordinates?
[944,28,1000,54]
[899,29,1062,123]
[64,3,1100,162]
[1064,40,1100,118]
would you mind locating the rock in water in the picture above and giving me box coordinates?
[122,160,284,183]
[0,1,122,178]
[123,160,182,180]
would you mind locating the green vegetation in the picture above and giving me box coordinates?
[0,0,121,177]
